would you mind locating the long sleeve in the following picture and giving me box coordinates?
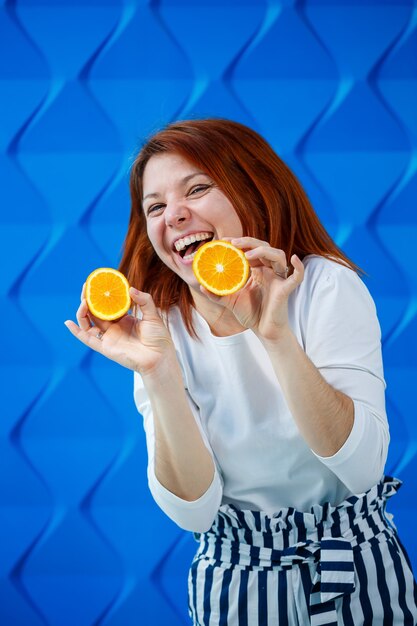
[133,370,223,533]
[303,261,389,493]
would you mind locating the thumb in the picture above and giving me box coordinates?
[129,288,160,321]
[285,254,304,292]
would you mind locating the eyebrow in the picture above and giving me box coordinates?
[142,171,208,202]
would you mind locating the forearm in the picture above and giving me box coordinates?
[141,351,215,501]
[261,329,354,457]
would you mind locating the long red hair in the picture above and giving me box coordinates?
[120,119,359,335]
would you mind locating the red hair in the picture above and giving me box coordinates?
[120,119,360,336]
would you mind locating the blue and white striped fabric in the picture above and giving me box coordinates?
[188,477,417,625]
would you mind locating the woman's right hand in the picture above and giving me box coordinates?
[64,286,174,375]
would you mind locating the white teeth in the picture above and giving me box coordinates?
[174,232,212,252]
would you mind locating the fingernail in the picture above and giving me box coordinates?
[130,287,139,295]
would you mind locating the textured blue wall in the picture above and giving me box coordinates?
[1,0,416,624]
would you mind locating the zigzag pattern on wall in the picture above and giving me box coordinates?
[1,0,416,624]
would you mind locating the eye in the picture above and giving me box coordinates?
[189,184,212,196]
[146,203,165,216]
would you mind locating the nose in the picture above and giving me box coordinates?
[164,201,191,228]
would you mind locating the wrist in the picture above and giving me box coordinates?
[257,326,296,354]
[139,347,182,389]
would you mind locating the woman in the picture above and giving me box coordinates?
[65,119,417,625]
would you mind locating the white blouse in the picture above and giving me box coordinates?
[134,255,389,533]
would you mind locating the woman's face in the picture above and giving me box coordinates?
[142,152,243,291]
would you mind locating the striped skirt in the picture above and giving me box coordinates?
[188,477,417,625]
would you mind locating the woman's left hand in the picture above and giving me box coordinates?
[203,237,305,342]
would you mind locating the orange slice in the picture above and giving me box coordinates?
[192,240,250,296]
[85,268,131,321]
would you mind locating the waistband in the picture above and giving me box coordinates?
[193,476,401,625]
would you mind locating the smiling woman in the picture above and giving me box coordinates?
[121,119,356,337]
[139,151,243,301]
[66,119,417,626]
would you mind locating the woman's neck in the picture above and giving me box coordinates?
[190,287,246,337]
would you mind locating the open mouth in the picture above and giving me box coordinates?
[174,232,214,261]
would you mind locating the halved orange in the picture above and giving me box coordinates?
[85,268,131,321]
[192,240,250,296]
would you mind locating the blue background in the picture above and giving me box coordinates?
[1,0,417,624]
